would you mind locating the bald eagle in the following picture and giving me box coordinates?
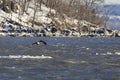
[32,40,47,45]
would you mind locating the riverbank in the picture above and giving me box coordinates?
[0,22,120,37]
[0,1,120,37]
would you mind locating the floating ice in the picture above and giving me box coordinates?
[0,55,52,59]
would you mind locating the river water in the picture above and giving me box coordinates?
[0,37,120,80]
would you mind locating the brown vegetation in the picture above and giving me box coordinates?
[0,0,104,28]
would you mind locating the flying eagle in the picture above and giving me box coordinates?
[32,40,47,45]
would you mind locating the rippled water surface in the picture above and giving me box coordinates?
[0,37,120,80]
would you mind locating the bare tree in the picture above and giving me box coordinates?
[101,5,114,28]
[31,0,39,27]
[0,0,105,29]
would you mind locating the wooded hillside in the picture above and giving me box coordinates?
[0,0,104,27]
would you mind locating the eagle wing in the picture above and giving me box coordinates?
[39,40,47,45]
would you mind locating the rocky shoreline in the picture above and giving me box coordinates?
[0,1,120,38]
[0,20,120,37]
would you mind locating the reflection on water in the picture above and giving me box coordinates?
[0,37,120,80]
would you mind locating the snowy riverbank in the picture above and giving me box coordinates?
[0,1,120,37]
[0,21,120,37]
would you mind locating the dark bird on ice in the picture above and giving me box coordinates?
[32,40,47,45]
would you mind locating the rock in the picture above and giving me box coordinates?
[112,30,120,37]
[18,26,27,32]
[45,32,52,37]
[45,27,51,32]
[8,33,18,37]
[18,32,35,37]
[52,31,61,37]
[62,29,71,36]
[27,27,34,33]
[96,29,104,34]
[117,32,120,37]
[40,29,46,34]
[80,32,89,36]
[72,32,80,37]
[81,26,89,33]
[51,27,57,33]
[2,24,14,32]
[70,28,77,32]
[104,30,112,37]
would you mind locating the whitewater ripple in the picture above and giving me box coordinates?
[0,55,52,59]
